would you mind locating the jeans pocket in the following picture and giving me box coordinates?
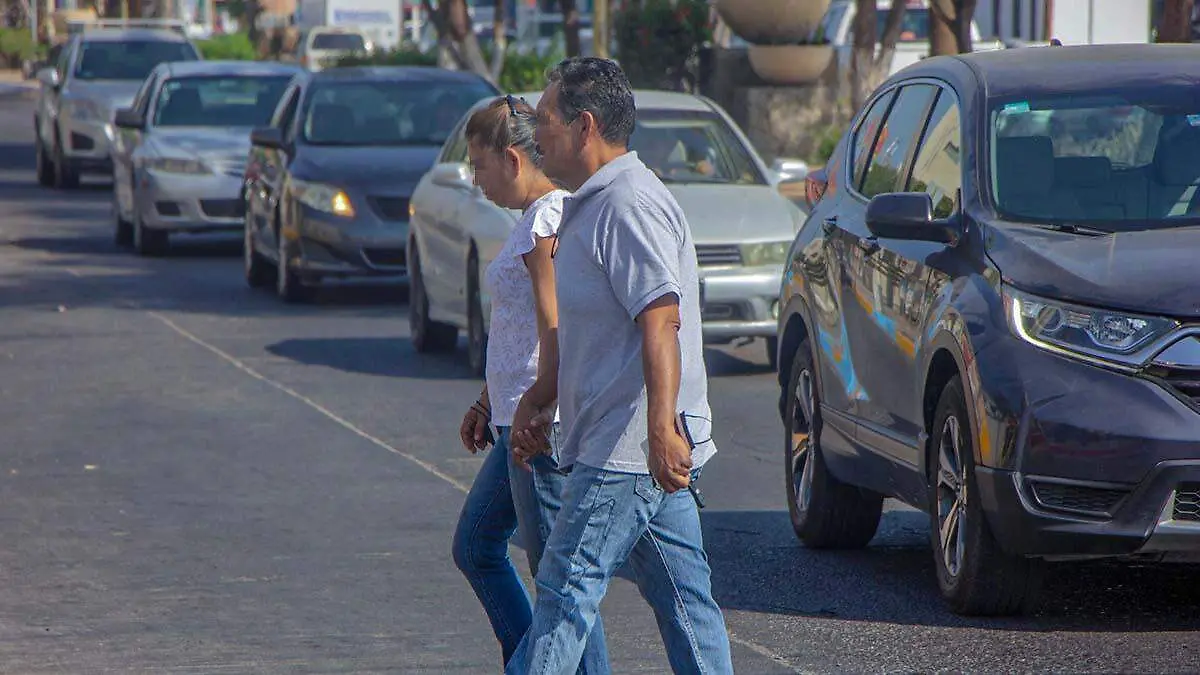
[545,422,565,469]
[633,474,663,505]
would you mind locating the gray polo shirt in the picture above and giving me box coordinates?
[555,152,717,474]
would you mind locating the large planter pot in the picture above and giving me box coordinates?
[716,0,832,45]
[748,44,834,84]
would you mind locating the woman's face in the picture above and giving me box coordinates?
[468,140,522,210]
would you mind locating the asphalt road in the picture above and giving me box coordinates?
[3,89,1200,674]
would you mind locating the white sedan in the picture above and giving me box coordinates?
[407,89,808,375]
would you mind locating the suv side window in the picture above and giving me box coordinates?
[271,85,301,140]
[906,88,962,219]
[132,72,159,116]
[861,83,938,198]
[55,40,75,81]
[441,119,470,163]
[851,91,895,190]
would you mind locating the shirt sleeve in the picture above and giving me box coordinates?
[512,193,564,257]
[599,200,684,321]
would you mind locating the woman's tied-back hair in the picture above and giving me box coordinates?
[465,94,542,166]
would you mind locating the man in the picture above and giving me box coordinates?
[507,57,734,674]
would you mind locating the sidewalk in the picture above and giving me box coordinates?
[0,68,38,95]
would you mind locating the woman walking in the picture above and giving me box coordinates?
[451,95,608,671]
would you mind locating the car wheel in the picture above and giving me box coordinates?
[275,227,314,303]
[112,182,133,247]
[133,206,168,257]
[243,207,271,288]
[408,245,457,353]
[928,375,1043,616]
[466,253,487,377]
[52,132,80,189]
[785,335,883,549]
[35,128,54,187]
[766,336,779,371]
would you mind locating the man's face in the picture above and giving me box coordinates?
[534,84,574,184]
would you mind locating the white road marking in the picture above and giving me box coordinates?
[149,311,804,672]
[148,310,470,494]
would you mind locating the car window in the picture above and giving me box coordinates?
[851,90,895,190]
[991,89,1200,229]
[271,85,301,132]
[74,40,199,81]
[153,75,294,128]
[907,89,962,219]
[861,84,937,199]
[56,41,74,80]
[301,80,495,146]
[311,33,366,51]
[442,118,469,163]
[630,110,767,185]
[877,8,930,42]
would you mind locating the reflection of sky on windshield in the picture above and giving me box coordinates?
[630,116,764,185]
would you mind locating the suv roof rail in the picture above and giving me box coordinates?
[66,18,189,36]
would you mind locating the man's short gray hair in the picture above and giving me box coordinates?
[546,57,636,147]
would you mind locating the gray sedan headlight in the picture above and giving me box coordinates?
[1003,287,1176,366]
[740,241,791,267]
[148,157,211,175]
[70,98,106,123]
[292,179,355,218]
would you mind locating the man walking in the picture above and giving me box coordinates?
[507,57,734,674]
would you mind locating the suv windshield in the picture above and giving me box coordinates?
[75,40,199,81]
[991,91,1200,230]
[303,80,494,146]
[630,110,765,186]
[311,33,366,51]
[154,75,293,127]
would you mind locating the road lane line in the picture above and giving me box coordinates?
[149,311,805,673]
[147,311,471,494]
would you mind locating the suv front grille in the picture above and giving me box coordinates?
[200,199,244,219]
[696,244,741,267]
[1147,364,1200,406]
[1174,482,1200,522]
[1029,479,1129,517]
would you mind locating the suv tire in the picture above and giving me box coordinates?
[928,375,1044,616]
[784,335,883,549]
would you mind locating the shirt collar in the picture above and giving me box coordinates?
[564,151,644,206]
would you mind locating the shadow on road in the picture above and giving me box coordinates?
[266,336,478,381]
[702,509,1200,633]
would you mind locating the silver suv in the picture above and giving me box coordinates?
[34,20,200,189]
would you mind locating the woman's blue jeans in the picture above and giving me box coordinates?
[452,426,609,671]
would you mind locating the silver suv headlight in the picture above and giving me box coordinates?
[1003,286,1177,367]
[740,241,791,267]
[69,98,106,123]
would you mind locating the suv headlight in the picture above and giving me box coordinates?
[1003,287,1176,366]
[740,241,791,267]
[292,179,355,217]
[147,157,210,174]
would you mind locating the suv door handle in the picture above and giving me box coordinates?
[821,217,837,235]
[857,236,880,255]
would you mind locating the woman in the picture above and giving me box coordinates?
[451,95,608,671]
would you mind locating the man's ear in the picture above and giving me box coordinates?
[577,110,600,147]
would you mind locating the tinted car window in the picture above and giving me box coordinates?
[908,90,962,218]
[630,110,766,185]
[154,75,293,127]
[311,33,366,50]
[75,40,199,81]
[852,90,895,191]
[302,80,495,146]
[992,90,1200,228]
[861,84,937,198]
[877,8,930,42]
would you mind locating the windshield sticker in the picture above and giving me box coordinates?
[1002,101,1032,114]
[1188,114,1200,127]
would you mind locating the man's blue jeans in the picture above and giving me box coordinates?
[505,462,734,675]
[451,427,608,671]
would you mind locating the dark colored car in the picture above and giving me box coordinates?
[775,44,1200,616]
[242,67,497,302]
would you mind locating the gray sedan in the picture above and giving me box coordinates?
[408,89,807,373]
[110,61,300,255]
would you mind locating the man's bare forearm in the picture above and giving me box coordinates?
[639,297,683,440]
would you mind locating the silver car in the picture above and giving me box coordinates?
[408,90,807,374]
[34,22,201,189]
[109,61,300,256]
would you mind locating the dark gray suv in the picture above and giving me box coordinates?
[776,44,1200,616]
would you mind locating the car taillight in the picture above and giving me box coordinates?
[804,173,827,209]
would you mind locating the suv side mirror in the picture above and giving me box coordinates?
[113,108,145,130]
[865,192,959,244]
[430,163,473,189]
[36,67,60,90]
[250,126,285,150]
